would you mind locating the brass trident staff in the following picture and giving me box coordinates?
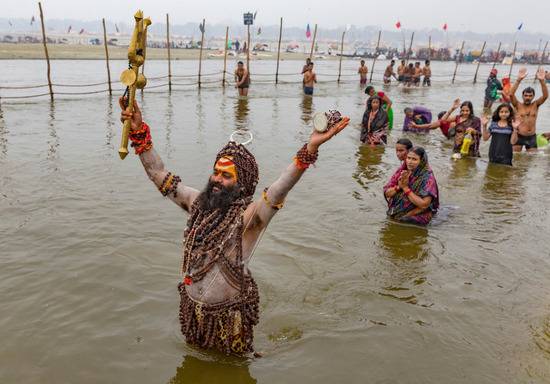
[118,10,151,160]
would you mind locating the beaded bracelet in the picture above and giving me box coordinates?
[129,122,153,155]
[294,143,318,170]
[159,172,182,197]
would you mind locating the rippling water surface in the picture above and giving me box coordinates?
[1,59,550,383]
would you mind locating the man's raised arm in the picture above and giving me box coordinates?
[253,117,350,227]
[120,98,199,212]
[535,68,548,106]
[510,68,528,107]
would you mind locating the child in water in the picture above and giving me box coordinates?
[481,103,519,166]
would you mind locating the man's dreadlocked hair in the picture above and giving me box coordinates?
[215,141,259,200]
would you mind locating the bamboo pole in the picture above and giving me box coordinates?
[452,40,465,84]
[246,24,251,70]
[166,13,172,91]
[222,26,229,87]
[405,32,415,65]
[102,18,112,96]
[337,31,345,83]
[369,30,381,83]
[491,41,501,70]
[534,40,549,83]
[309,24,318,59]
[198,19,205,89]
[38,2,53,101]
[508,41,517,79]
[428,35,431,60]
[275,17,283,84]
[473,41,486,84]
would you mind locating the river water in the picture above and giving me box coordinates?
[1,58,550,383]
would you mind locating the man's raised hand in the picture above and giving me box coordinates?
[119,97,143,131]
[536,67,546,81]
[308,116,350,152]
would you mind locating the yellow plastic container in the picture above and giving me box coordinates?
[460,133,473,155]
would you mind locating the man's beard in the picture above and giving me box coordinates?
[198,179,241,213]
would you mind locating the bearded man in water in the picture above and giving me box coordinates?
[119,98,349,356]
[510,67,548,153]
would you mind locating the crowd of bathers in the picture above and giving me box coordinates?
[231,58,549,226]
[360,65,549,225]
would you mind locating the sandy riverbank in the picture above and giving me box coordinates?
[0,43,340,61]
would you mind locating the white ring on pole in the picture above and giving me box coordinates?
[230,130,253,145]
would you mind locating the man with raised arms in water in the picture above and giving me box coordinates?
[510,67,548,153]
[119,98,350,356]
[358,60,368,86]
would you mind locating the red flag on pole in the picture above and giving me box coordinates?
[395,21,401,29]
[443,23,448,31]
[306,23,311,38]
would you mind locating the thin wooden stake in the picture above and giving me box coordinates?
[309,24,318,59]
[246,24,251,70]
[508,41,517,79]
[198,19,205,89]
[166,13,172,91]
[337,31,346,83]
[102,18,112,95]
[405,32,415,65]
[369,30,381,83]
[491,41,501,70]
[473,41,486,84]
[222,26,229,87]
[452,40,465,84]
[275,17,283,84]
[38,2,53,101]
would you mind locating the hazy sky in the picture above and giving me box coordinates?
[5,0,549,33]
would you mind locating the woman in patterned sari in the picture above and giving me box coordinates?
[383,147,439,225]
[361,96,388,145]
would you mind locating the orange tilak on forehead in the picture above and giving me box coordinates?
[215,156,238,181]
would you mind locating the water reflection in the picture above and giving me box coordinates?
[377,220,430,306]
[271,97,280,134]
[105,96,115,150]
[299,94,314,125]
[480,162,527,224]
[165,94,174,158]
[168,354,256,384]
[196,91,205,132]
[47,101,59,163]
[233,97,250,130]
[378,220,430,262]
[447,157,478,185]
[353,144,385,191]
[0,105,7,159]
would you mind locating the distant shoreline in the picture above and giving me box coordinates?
[0,43,334,61]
